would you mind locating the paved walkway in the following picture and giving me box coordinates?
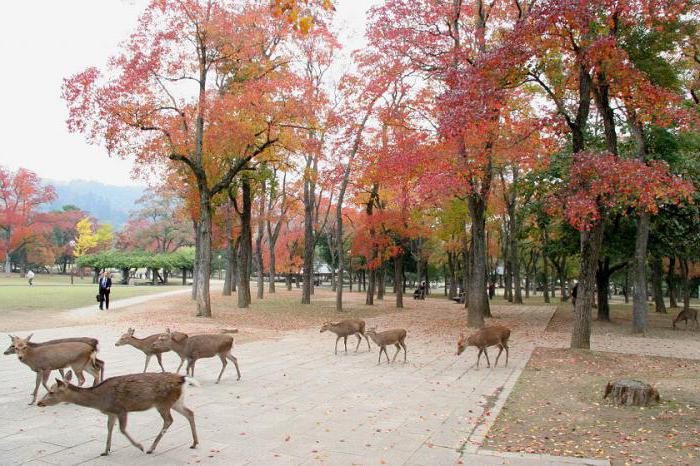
[0,304,608,466]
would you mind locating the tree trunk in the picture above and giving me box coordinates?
[632,212,650,333]
[223,201,235,296]
[286,272,292,291]
[302,176,315,305]
[255,179,266,300]
[466,195,488,327]
[448,252,458,298]
[237,178,252,308]
[268,240,275,294]
[192,220,200,301]
[366,269,376,305]
[604,379,660,406]
[596,259,611,321]
[195,196,212,317]
[509,199,522,304]
[667,256,678,308]
[650,255,666,313]
[571,221,605,349]
[377,265,385,300]
[680,258,691,312]
[394,253,403,308]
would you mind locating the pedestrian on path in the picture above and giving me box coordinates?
[26,270,35,286]
[98,271,112,310]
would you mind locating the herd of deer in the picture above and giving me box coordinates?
[3,321,510,457]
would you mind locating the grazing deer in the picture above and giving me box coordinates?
[12,335,101,404]
[37,371,199,456]
[115,328,170,372]
[672,308,698,331]
[153,329,241,383]
[365,327,407,364]
[320,320,371,354]
[457,325,510,369]
[4,335,105,381]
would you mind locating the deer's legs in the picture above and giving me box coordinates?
[483,348,491,368]
[334,336,341,355]
[226,352,241,380]
[494,346,503,367]
[392,343,401,362]
[187,360,196,377]
[504,344,509,366]
[355,334,362,352]
[118,413,144,452]
[400,341,407,362]
[58,368,65,379]
[364,334,371,351]
[156,353,165,372]
[216,353,227,383]
[95,358,105,382]
[147,407,173,454]
[29,371,42,404]
[176,358,184,374]
[41,370,51,390]
[172,396,198,449]
[102,414,116,456]
[476,348,483,369]
[344,336,348,353]
[377,346,384,364]
[143,354,152,373]
[73,368,87,386]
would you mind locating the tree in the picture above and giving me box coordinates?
[64,1,299,316]
[0,167,57,275]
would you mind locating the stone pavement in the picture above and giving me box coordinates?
[0,304,608,466]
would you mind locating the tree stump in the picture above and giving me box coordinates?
[603,379,660,406]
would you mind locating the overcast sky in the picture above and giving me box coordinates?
[0,0,377,187]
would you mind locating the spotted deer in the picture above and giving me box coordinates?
[320,319,371,354]
[38,371,199,456]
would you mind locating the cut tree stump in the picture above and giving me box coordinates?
[603,379,660,406]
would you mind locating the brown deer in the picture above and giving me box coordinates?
[4,335,105,381]
[365,327,407,364]
[115,328,170,372]
[457,325,510,369]
[153,329,241,383]
[12,335,101,404]
[320,319,371,354]
[672,308,698,331]
[37,370,199,456]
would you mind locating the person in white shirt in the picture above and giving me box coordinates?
[26,270,35,286]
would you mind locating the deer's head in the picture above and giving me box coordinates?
[365,327,378,337]
[115,328,135,346]
[456,334,467,355]
[320,322,338,333]
[38,371,74,407]
[12,334,33,360]
[152,328,186,350]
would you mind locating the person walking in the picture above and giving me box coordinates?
[26,270,35,286]
[98,271,112,310]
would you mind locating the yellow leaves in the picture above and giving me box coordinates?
[299,16,313,34]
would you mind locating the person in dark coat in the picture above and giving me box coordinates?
[98,271,112,310]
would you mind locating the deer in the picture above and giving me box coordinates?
[37,370,199,456]
[12,334,102,404]
[457,325,511,369]
[672,308,699,331]
[152,329,241,383]
[320,319,371,354]
[365,327,407,364]
[4,335,105,381]
[115,328,170,372]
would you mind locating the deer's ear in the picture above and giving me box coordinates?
[64,370,73,382]
[26,333,33,342]
[55,379,65,387]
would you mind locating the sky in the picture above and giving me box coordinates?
[0,0,377,187]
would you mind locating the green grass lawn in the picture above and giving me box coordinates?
[0,274,188,311]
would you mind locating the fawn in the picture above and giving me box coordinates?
[320,319,371,354]
[672,308,699,331]
[115,328,170,372]
[4,335,105,381]
[12,334,101,404]
[457,325,510,369]
[38,370,199,456]
[153,329,241,383]
[365,327,407,364]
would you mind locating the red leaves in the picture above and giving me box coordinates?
[560,152,694,231]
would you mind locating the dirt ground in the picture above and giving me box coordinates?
[483,347,700,465]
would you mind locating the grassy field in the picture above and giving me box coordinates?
[0,273,187,311]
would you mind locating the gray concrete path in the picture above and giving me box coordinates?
[0,306,608,466]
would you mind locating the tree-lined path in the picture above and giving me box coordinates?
[0,294,608,466]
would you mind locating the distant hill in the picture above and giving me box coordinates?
[46,179,145,228]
